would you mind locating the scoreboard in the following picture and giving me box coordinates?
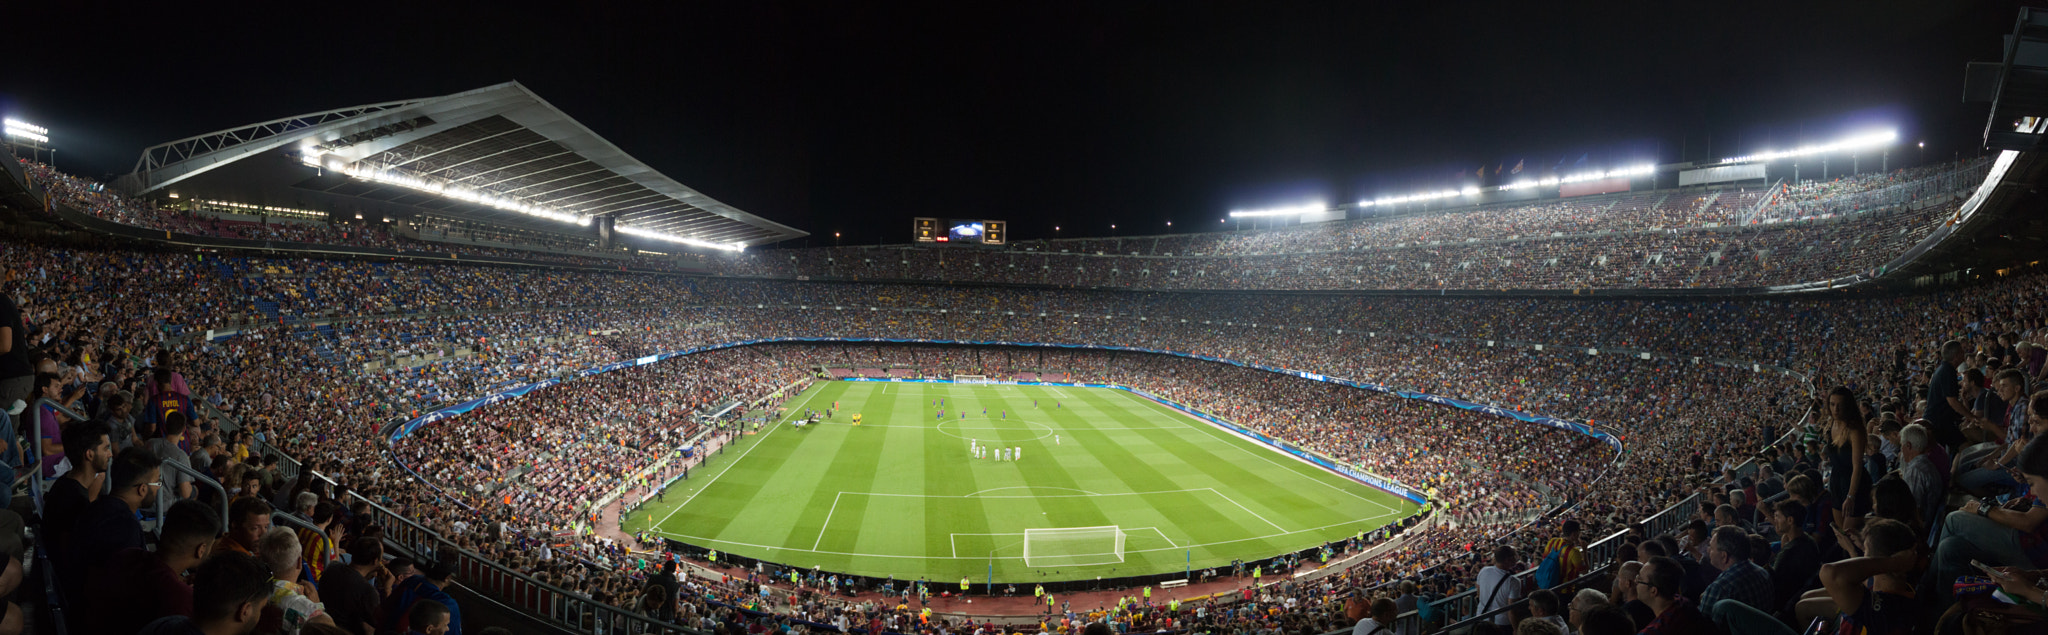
[914,218,1005,245]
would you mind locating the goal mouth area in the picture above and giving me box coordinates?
[951,374,993,383]
[1022,526,1127,568]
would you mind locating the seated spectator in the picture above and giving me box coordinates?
[1763,499,1820,614]
[404,597,453,635]
[1525,589,1566,632]
[257,526,333,633]
[1611,560,1655,628]
[1897,423,1944,532]
[1699,525,1772,616]
[1957,389,2047,496]
[139,552,276,635]
[1577,604,1636,635]
[384,559,461,635]
[1634,556,1713,635]
[87,499,222,635]
[1350,596,1395,635]
[216,497,274,557]
[1718,517,1919,635]
[1567,589,1608,634]
[1932,433,2048,605]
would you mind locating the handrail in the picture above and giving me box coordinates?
[341,490,703,634]
[155,455,232,536]
[26,398,86,635]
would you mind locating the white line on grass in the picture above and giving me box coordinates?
[650,508,1403,561]
[1206,488,1288,533]
[850,487,1211,499]
[965,486,1102,497]
[1112,388,1401,516]
[812,492,843,551]
[654,385,822,528]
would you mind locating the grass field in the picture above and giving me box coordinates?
[623,381,1419,583]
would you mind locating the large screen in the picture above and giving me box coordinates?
[917,218,1004,244]
[947,221,985,242]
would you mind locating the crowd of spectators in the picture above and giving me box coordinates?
[2,206,2046,634]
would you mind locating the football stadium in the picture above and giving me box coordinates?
[6,4,2048,635]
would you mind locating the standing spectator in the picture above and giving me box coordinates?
[150,411,196,501]
[87,499,222,635]
[1928,340,1968,449]
[1826,387,1871,533]
[320,537,386,635]
[1633,556,1713,635]
[1475,546,1523,632]
[0,279,30,406]
[64,447,162,611]
[42,420,109,561]
[298,502,343,581]
[1394,581,1419,635]
[138,552,276,635]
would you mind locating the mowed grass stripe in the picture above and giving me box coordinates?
[647,382,1411,581]
[1088,390,1365,536]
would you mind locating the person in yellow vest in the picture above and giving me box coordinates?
[1252,565,1261,584]
[1046,594,1055,611]
[853,413,862,425]
[1035,583,1044,599]
[1143,586,1151,604]
[961,577,970,593]
[708,549,718,564]
[1168,598,1179,613]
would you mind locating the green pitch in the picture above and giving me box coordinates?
[625,381,1419,583]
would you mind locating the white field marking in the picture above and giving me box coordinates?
[849,487,1211,499]
[654,385,821,528]
[965,486,1102,497]
[1048,387,1073,398]
[949,527,1175,555]
[652,508,1404,561]
[1206,487,1288,533]
[812,491,844,551]
[1111,388,1401,517]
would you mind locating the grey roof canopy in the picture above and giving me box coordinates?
[118,81,807,248]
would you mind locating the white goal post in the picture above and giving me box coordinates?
[1023,526,1126,568]
[952,374,992,384]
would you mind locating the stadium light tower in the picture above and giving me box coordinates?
[4,118,53,168]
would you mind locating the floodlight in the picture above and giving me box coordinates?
[1721,130,1897,164]
[3,119,49,143]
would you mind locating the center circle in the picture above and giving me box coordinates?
[933,417,1056,443]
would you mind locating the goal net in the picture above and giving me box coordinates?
[1023,526,1126,568]
[952,374,992,384]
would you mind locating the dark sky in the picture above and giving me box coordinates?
[2,1,2022,246]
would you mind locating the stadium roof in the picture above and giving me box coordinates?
[116,81,806,249]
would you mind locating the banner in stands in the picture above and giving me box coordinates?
[1679,163,1767,186]
[1559,177,1632,197]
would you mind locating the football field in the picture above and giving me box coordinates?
[625,381,1418,583]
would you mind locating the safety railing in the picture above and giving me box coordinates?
[28,398,88,635]
[346,491,704,635]
[154,456,232,536]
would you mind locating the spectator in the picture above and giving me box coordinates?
[1763,499,1819,615]
[1896,422,1943,531]
[1958,389,2047,496]
[319,537,385,635]
[1350,596,1396,635]
[139,552,276,635]
[1567,588,1609,634]
[1928,340,1968,448]
[42,420,109,560]
[298,502,343,581]
[1577,604,1636,635]
[385,559,461,635]
[1611,560,1654,628]
[64,446,162,604]
[88,499,222,635]
[257,527,332,633]
[1475,546,1523,631]
[1525,588,1566,632]
[405,599,453,635]
[1699,525,1772,624]
[1634,556,1712,635]
[151,410,196,501]
[216,497,274,557]
[1933,432,2048,606]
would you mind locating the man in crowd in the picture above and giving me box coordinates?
[64,447,161,605]
[42,420,109,560]
[150,410,195,501]
[1927,340,1968,449]
[407,600,454,635]
[1764,499,1819,615]
[1474,546,1522,631]
[386,559,462,635]
[1635,556,1713,635]
[321,537,387,635]
[138,553,274,635]
[1699,525,1772,618]
[89,499,221,634]
[214,497,273,557]
[1896,423,1944,533]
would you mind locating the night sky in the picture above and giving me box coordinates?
[2,2,2020,246]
